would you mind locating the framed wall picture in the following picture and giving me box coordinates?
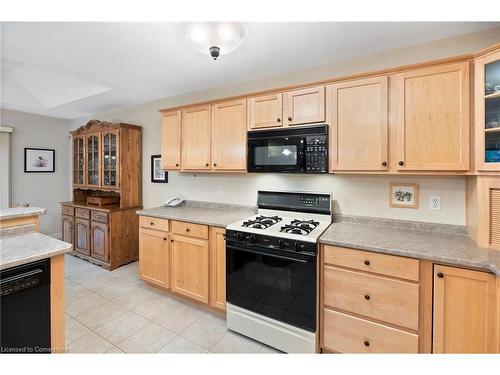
[151,155,168,183]
[24,148,55,173]
[389,183,418,208]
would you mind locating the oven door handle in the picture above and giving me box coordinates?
[227,245,312,263]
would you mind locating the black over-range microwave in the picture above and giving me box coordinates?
[247,124,328,174]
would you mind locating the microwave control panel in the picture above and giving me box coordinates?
[305,135,327,173]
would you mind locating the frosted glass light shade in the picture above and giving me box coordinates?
[181,22,248,58]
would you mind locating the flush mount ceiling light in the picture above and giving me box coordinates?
[181,22,248,60]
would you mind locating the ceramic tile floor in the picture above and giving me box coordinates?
[64,254,282,354]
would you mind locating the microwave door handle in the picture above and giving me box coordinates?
[227,245,311,263]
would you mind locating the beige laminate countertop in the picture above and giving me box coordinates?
[136,201,256,228]
[0,207,46,220]
[0,233,72,270]
[319,221,500,276]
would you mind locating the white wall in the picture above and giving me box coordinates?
[1,109,71,235]
[70,28,500,226]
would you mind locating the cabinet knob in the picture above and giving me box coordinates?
[398,160,405,166]
[277,118,281,123]
[364,294,371,300]
[175,163,179,167]
[364,260,370,266]
[213,163,217,167]
[150,222,154,226]
[163,237,167,241]
[288,117,292,121]
[170,239,174,243]
[437,272,444,278]
[186,228,190,232]
[364,340,370,347]
[205,163,209,167]
[381,161,387,166]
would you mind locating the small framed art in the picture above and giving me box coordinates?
[389,183,418,208]
[24,148,55,173]
[151,155,168,183]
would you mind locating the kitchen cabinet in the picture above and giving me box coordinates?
[209,227,226,310]
[284,86,325,126]
[74,218,90,255]
[161,109,181,170]
[72,135,85,187]
[90,221,109,262]
[139,226,170,289]
[327,77,388,171]
[211,99,247,171]
[247,92,283,129]
[86,133,101,187]
[61,215,74,245]
[181,105,211,170]
[395,62,470,171]
[171,233,210,303]
[475,47,500,171]
[432,264,497,353]
[102,130,119,189]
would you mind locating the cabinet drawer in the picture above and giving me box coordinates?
[323,245,419,282]
[323,308,418,353]
[75,208,90,219]
[91,210,109,223]
[171,220,208,239]
[62,205,74,216]
[139,216,169,231]
[323,266,419,330]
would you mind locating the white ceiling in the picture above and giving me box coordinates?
[1,22,499,119]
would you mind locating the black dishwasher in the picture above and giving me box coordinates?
[0,259,51,353]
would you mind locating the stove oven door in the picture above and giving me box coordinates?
[226,243,317,332]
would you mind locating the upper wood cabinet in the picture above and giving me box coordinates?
[433,265,497,353]
[161,110,181,170]
[327,77,388,171]
[86,133,101,187]
[247,92,283,129]
[139,226,170,289]
[395,62,470,171]
[209,227,226,311]
[284,86,325,126]
[475,48,500,171]
[181,105,211,170]
[211,99,247,171]
[102,130,119,189]
[72,135,85,187]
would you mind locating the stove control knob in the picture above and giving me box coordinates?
[294,242,304,251]
[278,239,284,248]
[249,235,257,243]
[236,232,243,241]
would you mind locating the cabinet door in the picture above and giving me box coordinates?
[90,221,109,262]
[211,99,247,171]
[181,105,211,170]
[74,218,90,255]
[102,130,119,189]
[86,133,101,187]
[61,215,74,245]
[284,86,325,126]
[72,135,85,187]
[171,234,209,303]
[161,110,181,170]
[139,227,170,288]
[247,93,283,129]
[327,77,388,171]
[209,227,226,310]
[395,63,469,171]
[433,265,496,353]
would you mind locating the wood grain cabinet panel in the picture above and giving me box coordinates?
[161,109,181,170]
[433,265,497,353]
[210,227,226,311]
[61,215,74,245]
[324,266,419,330]
[284,86,325,126]
[139,216,169,231]
[395,62,470,171]
[74,218,90,255]
[90,221,109,262]
[181,105,211,170]
[247,93,283,129]
[211,99,247,170]
[171,220,208,239]
[327,77,388,171]
[323,308,419,353]
[139,227,170,289]
[171,234,210,303]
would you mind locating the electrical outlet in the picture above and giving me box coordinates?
[217,185,223,196]
[429,196,441,210]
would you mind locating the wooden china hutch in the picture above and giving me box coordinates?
[61,120,142,270]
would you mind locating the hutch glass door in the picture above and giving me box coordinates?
[73,136,85,186]
[87,134,100,187]
[484,57,500,168]
[102,131,119,188]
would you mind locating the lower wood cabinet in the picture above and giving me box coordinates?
[61,214,74,245]
[432,265,497,353]
[139,227,170,289]
[74,218,91,255]
[90,221,109,262]
[171,234,210,303]
[138,217,226,311]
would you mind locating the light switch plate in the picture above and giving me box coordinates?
[429,196,441,210]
